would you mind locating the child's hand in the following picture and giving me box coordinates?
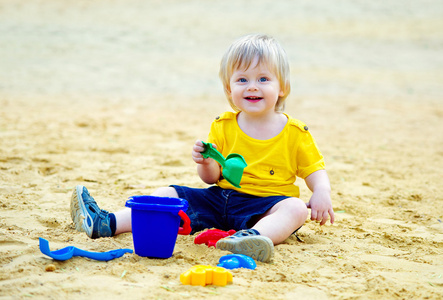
[192,140,215,165]
[306,190,335,226]
[193,140,221,184]
[304,170,335,226]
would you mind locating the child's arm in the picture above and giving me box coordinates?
[192,140,221,184]
[304,169,335,226]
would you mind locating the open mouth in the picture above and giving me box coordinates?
[245,96,263,102]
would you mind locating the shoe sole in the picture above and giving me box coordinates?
[216,236,274,263]
[70,185,93,238]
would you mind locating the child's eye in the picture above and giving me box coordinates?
[238,78,247,83]
[259,77,268,82]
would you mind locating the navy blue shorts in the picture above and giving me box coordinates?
[170,185,289,234]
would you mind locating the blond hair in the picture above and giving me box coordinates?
[219,34,291,112]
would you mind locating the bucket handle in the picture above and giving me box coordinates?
[178,210,192,235]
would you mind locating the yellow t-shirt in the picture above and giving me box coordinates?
[207,112,325,197]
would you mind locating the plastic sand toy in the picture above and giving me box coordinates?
[200,141,247,188]
[180,265,233,287]
[217,254,256,270]
[39,238,133,261]
[194,229,236,247]
[125,196,191,258]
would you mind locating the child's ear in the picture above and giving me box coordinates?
[279,90,285,97]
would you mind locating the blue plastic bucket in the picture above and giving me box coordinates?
[125,196,191,258]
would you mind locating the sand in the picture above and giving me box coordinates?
[1,1,442,299]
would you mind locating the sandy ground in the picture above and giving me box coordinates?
[1,1,443,299]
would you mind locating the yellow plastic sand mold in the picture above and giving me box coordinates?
[180,265,233,287]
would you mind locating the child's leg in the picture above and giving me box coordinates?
[71,185,179,238]
[113,187,179,235]
[216,197,307,262]
[251,197,308,245]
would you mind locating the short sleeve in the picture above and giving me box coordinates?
[295,131,325,179]
[207,117,221,147]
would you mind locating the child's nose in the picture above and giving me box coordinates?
[247,82,259,91]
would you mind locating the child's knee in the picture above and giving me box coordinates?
[286,198,309,219]
[151,186,179,198]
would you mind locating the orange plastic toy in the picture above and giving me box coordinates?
[180,265,233,287]
[194,229,236,248]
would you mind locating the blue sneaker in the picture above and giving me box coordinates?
[70,185,112,239]
[216,229,274,263]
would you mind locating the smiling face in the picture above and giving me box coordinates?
[219,34,291,113]
[228,57,284,117]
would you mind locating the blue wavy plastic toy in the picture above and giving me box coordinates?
[39,237,133,261]
[217,254,256,270]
